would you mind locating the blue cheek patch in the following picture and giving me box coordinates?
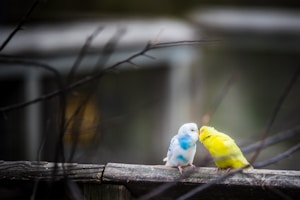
[177,154,188,163]
[178,134,193,150]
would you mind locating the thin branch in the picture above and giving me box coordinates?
[137,167,198,200]
[128,61,140,68]
[0,0,41,52]
[254,143,300,168]
[201,72,238,125]
[0,39,216,113]
[81,26,126,79]
[66,28,126,162]
[137,182,176,200]
[67,26,104,82]
[150,39,220,50]
[0,56,60,77]
[141,53,156,60]
[250,66,300,163]
[0,57,64,114]
[242,126,300,154]
[0,57,67,199]
[176,166,247,200]
[94,26,126,70]
[265,186,294,200]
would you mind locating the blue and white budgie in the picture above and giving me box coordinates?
[163,123,199,174]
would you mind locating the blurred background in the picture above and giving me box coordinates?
[0,0,300,170]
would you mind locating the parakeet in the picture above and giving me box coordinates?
[163,123,199,174]
[199,126,252,169]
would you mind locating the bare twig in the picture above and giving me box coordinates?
[176,166,247,200]
[67,26,104,82]
[137,167,198,200]
[250,67,300,163]
[0,56,60,78]
[264,186,294,200]
[0,57,66,200]
[150,39,220,50]
[0,56,64,115]
[0,40,214,113]
[66,28,126,163]
[0,0,41,52]
[137,182,176,200]
[201,72,238,125]
[254,143,300,168]
[242,126,300,154]
[94,27,126,71]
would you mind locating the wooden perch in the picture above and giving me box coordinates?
[0,160,104,183]
[0,161,299,199]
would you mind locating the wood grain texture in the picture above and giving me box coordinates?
[83,184,133,200]
[103,163,300,199]
[0,161,300,199]
[103,163,300,185]
[0,161,104,183]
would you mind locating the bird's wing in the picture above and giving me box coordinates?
[164,135,178,161]
[210,134,236,156]
[214,134,247,161]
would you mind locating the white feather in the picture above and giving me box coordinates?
[163,123,199,167]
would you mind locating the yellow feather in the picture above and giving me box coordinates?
[199,126,252,169]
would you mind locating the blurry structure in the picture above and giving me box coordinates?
[0,18,200,163]
[191,8,300,170]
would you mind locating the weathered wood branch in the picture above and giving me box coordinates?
[0,161,299,199]
[0,160,104,183]
[103,163,300,199]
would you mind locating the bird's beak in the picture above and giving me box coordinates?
[198,129,202,142]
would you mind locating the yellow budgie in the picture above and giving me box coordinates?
[199,126,252,169]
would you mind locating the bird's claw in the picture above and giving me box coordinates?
[188,163,196,168]
[178,166,183,174]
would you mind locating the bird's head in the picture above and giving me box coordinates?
[178,123,199,140]
[199,126,216,142]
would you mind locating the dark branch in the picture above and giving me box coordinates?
[250,66,300,163]
[0,57,64,114]
[176,167,247,200]
[242,126,300,154]
[0,0,41,52]
[65,28,126,162]
[93,27,126,72]
[0,56,60,77]
[137,167,198,200]
[201,72,238,125]
[254,143,300,168]
[0,40,215,113]
[150,39,220,49]
[67,26,104,82]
